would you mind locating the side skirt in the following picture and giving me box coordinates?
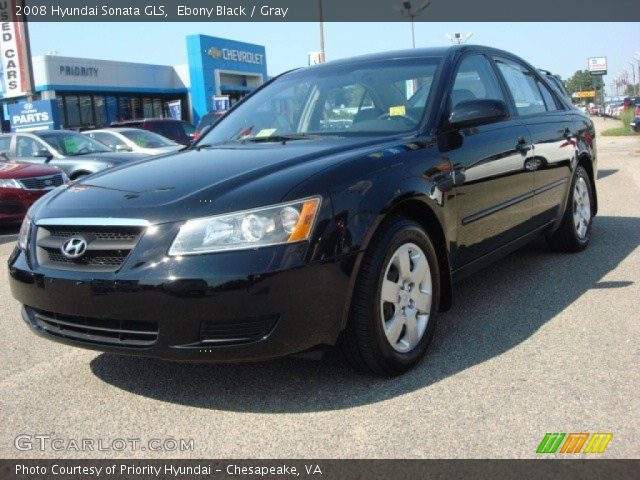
[451,221,555,283]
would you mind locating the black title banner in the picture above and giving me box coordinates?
[2,0,639,22]
[1,459,639,480]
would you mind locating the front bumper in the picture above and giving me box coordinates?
[8,240,357,362]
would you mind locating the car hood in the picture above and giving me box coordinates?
[32,136,403,224]
[146,145,184,155]
[0,161,60,179]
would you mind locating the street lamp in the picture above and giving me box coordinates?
[445,32,474,44]
[318,0,325,62]
[393,1,431,48]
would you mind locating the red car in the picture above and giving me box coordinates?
[0,160,67,224]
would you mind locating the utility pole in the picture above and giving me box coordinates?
[318,0,325,62]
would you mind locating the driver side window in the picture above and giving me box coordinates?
[450,54,506,111]
[15,136,42,157]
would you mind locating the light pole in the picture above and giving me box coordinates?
[445,32,474,44]
[318,0,325,62]
[629,61,637,96]
[393,1,431,48]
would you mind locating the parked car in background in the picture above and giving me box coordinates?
[193,112,225,141]
[0,159,67,224]
[109,118,195,146]
[86,128,184,155]
[9,45,598,375]
[0,131,148,180]
[588,104,600,116]
[631,103,640,132]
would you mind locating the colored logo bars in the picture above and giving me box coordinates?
[536,433,613,454]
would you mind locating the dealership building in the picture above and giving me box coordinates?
[1,34,267,130]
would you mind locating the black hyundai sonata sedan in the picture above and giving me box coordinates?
[8,45,597,375]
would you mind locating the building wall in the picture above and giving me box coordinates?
[32,55,188,94]
[186,35,267,124]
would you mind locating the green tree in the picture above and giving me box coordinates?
[565,70,603,95]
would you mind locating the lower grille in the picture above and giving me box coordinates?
[18,174,65,190]
[35,224,144,272]
[200,315,279,344]
[29,307,158,348]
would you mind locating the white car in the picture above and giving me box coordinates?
[85,128,184,156]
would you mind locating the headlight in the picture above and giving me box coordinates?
[0,178,23,189]
[169,197,321,255]
[18,216,31,250]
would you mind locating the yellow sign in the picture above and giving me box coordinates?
[389,105,406,116]
[576,91,596,98]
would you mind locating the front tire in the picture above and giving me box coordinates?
[547,165,594,252]
[340,217,440,375]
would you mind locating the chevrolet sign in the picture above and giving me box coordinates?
[207,47,264,65]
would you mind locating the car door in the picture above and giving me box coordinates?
[494,57,573,227]
[12,135,52,165]
[441,53,535,269]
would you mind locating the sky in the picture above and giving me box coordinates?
[29,22,640,92]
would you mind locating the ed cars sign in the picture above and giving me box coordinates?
[0,0,33,98]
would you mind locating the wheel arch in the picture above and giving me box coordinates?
[340,195,453,336]
[69,170,92,180]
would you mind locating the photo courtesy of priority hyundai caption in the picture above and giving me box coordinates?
[8,45,597,376]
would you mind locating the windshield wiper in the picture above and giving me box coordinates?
[243,133,322,144]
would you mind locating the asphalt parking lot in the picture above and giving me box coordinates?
[1,117,638,459]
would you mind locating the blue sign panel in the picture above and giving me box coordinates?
[187,35,267,124]
[213,95,230,113]
[9,100,61,132]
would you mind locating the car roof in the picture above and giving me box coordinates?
[112,118,186,124]
[303,44,518,71]
[88,127,144,133]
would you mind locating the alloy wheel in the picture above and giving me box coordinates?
[573,177,591,239]
[380,242,432,353]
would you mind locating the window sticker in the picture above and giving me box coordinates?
[389,105,406,116]
[255,128,277,138]
[63,138,78,154]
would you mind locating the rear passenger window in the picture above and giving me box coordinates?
[494,57,546,116]
[537,79,562,112]
[450,54,506,110]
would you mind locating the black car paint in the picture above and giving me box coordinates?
[8,45,597,362]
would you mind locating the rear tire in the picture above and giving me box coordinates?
[340,217,440,376]
[547,165,594,252]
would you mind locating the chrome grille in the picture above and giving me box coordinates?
[35,222,145,272]
[18,174,65,190]
[28,307,158,348]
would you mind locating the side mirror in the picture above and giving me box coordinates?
[448,99,509,129]
[34,148,54,161]
[115,144,133,152]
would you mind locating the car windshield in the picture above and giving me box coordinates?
[200,57,441,145]
[38,132,112,156]
[120,129,178,148]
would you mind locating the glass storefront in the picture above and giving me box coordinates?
[56,92,188,130]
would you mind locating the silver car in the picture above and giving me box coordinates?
[0,130,149,180]
[85,128,184,156]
